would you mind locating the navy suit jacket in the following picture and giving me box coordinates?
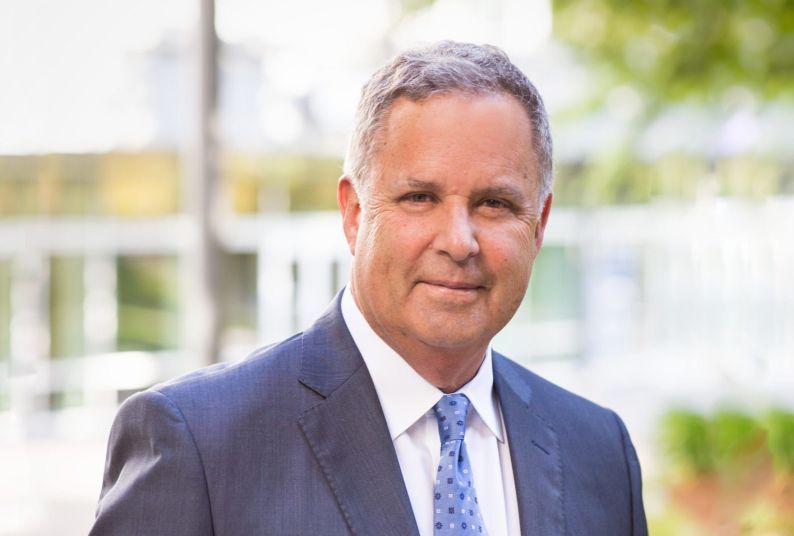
[91,296,647,535]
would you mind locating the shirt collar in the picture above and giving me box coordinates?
[341,286,504,442]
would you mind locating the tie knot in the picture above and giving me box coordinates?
[433,394,471,444]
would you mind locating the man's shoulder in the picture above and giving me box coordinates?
[494,353,618,424]
[120,295,356,421]
[140,331,307,409]
[494,353,635,468]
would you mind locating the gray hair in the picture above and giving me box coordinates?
[344,41,553,203]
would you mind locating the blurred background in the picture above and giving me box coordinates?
[1,0,792,533]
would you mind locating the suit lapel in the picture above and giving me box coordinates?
[296,297,420,536]
[494,354,566,535]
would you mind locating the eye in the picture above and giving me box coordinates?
[401,192,435,204]
[480,198,511,210]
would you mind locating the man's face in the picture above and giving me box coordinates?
[339,92,551,359]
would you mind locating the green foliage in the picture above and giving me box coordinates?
[662,409,715,474]
[766,410,794,473]
[552,0,794,204]
[554,0,794,101]
[659,407,794,533]
[661,407,794,476]
[711,410,768,480]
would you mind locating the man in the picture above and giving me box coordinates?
[91,42,647,535]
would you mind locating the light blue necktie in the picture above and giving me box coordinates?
[432,394,487,534]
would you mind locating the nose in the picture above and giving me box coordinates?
[433,203,480,263]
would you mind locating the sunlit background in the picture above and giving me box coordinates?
[1,0,792,534]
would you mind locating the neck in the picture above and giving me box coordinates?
[378,334,488,393]
[345,284,490,393]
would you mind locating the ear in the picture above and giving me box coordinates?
[534,192,553,250]
[337,175,361,256]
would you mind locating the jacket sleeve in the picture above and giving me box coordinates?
[612,411,648,536]
[89,390,214,536]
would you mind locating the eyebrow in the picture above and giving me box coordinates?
[474,185,528,201]
[400,177,441,192]
[399,177,528,198]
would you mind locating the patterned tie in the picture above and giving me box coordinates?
[432,394,486,534]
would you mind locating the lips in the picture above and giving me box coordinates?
[419,279,484,291]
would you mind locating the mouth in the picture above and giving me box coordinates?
[418,280,485,292]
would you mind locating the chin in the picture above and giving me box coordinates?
[411,323,490,352]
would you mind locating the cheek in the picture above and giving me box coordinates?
[356,212,417,274]
[357,211,390,255]
[487,232,535,270]
[372,212,431,255]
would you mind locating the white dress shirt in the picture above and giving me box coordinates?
[341,287,521,535]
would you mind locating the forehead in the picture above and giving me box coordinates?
[372,92,537,187]
[383,90,531,139]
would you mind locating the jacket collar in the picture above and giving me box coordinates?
[297,293,420,536]
[494,353,566,535]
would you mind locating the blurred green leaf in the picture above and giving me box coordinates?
[661,409,715,475]
[553,0,794,101]
[765,410,794,473]
[710,409,769,482]
[711,410,764,462]
[552,0,794,204]
[661,407,794,479]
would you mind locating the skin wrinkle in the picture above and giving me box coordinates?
[339,92,552,393]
